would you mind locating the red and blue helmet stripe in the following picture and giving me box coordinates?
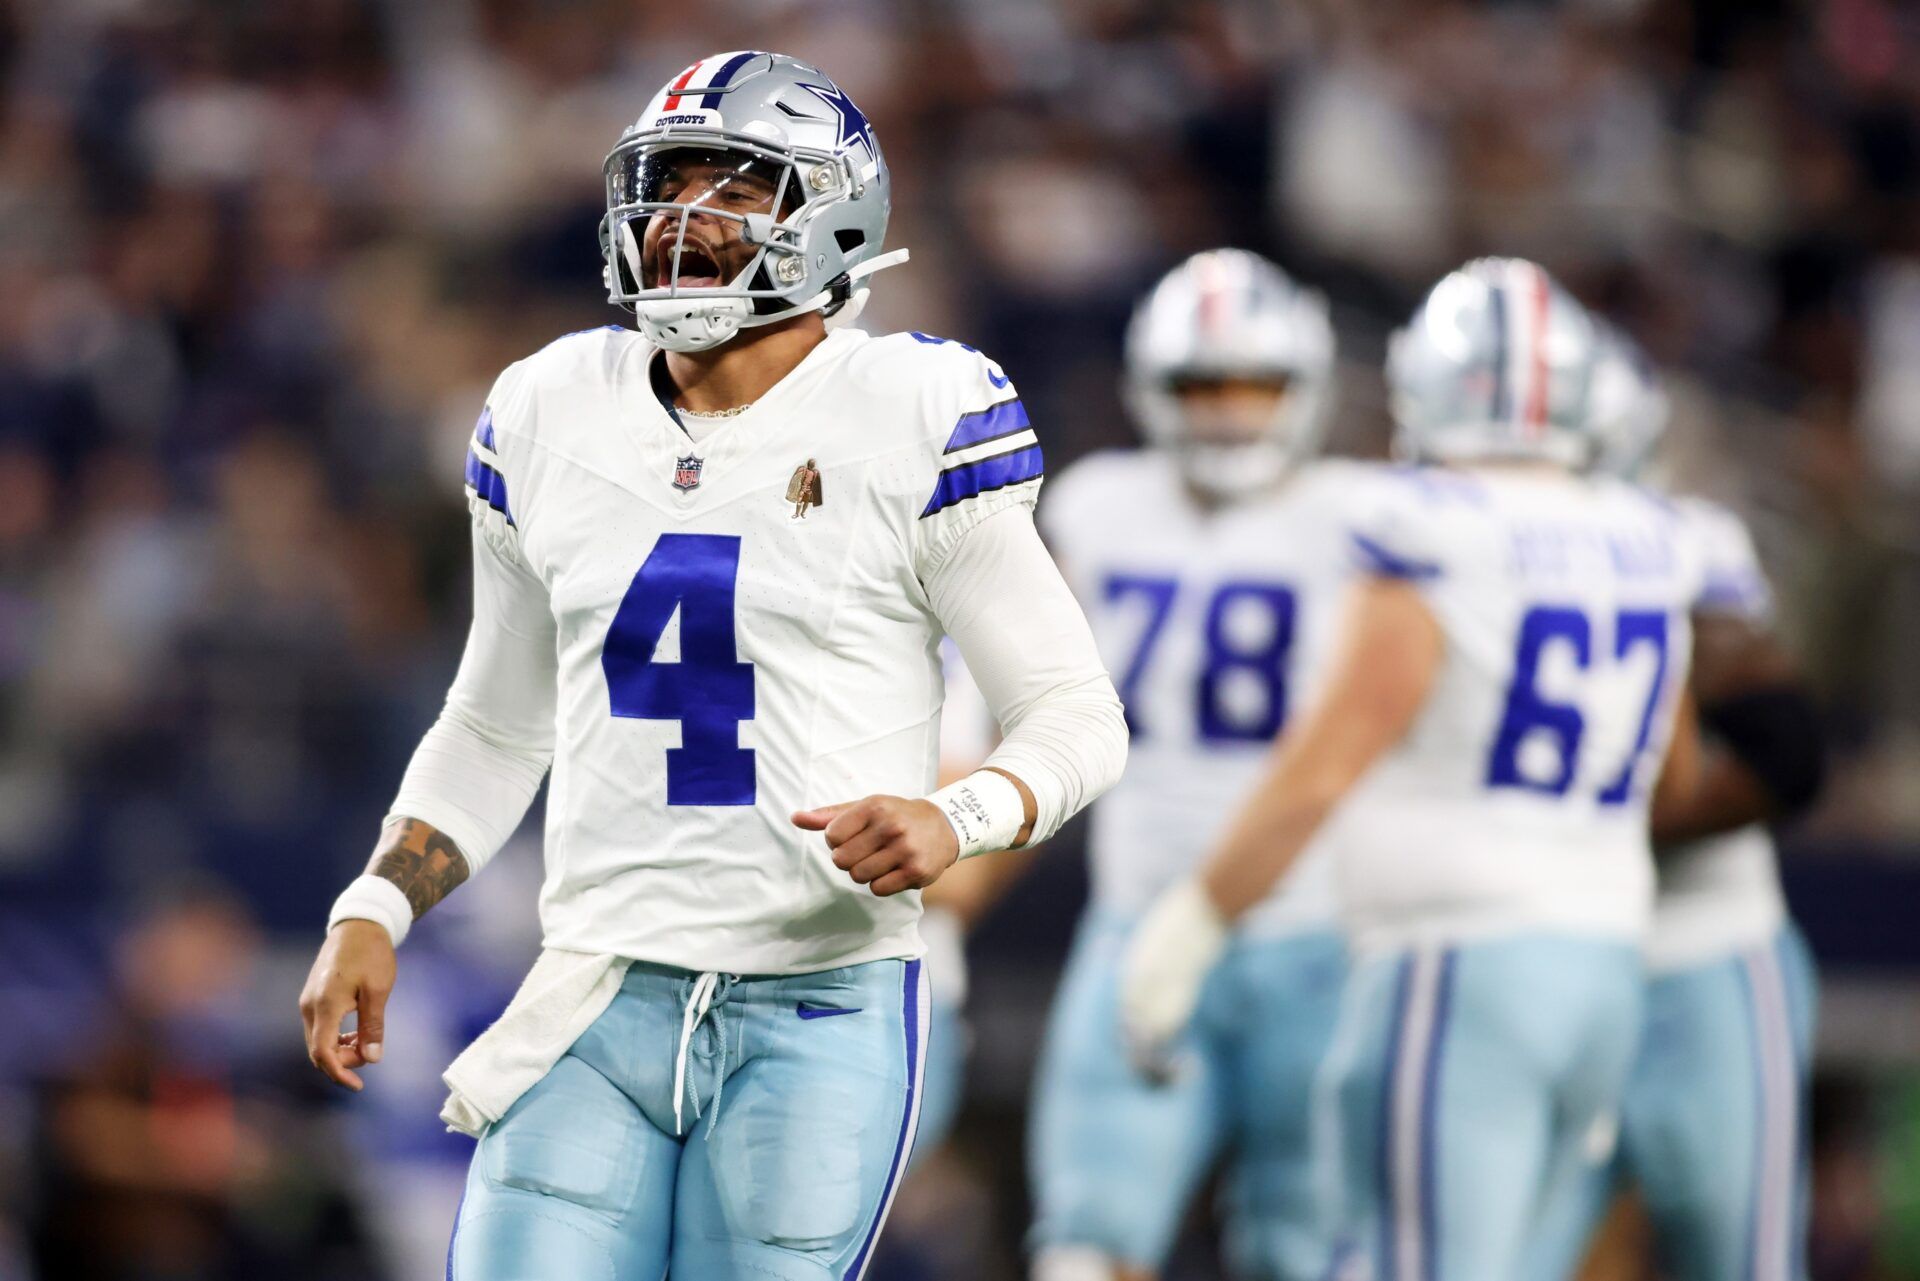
[659,50,764,111]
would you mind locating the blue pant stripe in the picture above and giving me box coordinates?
[1376,955,1415,1281]
[1786,937,1814,1281]
[1418,950,1458,1281]
[844,958,922,1280]
[1736,957,1761,1281]
[1742,944,1798,1281]
[446,1188,464,1280]
[1382,949,1449,1281]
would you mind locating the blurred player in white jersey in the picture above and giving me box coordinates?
[295,51,1127,1279]
[1122,258,1709,1281]
[1029,249,1352,1281]
[1525,332,1823,1280]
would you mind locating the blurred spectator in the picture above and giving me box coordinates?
[26,889,385,1281]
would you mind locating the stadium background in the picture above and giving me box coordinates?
[2,0,1920,1276]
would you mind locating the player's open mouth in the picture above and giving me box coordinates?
[664,242,725,289]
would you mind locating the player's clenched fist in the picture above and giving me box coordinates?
[298,920,397,1092]
[793,796,961,897]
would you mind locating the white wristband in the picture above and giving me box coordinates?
[928,769,1027,860]
[327,875,414,948]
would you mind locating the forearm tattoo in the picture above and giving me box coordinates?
[366,819,470,919]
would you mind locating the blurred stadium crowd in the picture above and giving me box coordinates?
[3,0,1920,1277]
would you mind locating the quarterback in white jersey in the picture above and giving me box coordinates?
[1528,334,1823,1281]
[1030,249,1352,1281]
[1123,259,1707,1281]
[297,51,1125,1280]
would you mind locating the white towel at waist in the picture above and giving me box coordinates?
[440,948,634,1138]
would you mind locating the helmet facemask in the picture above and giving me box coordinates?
[1128,369,1325,501]
[600,135,854,352]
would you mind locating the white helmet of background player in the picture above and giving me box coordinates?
[1584,323,1671,479]
[1124,249,1336,498]
[600,51,908,352]
[1387,257,1608,469]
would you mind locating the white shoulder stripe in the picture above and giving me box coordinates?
[942,428,1039,470]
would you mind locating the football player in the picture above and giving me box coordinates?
[1028,249,1351,1281]
[1525,332,1823,1280]
[296,51,1127,1279]
[1121,259,1708,1281]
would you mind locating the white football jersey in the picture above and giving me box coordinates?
[1333,466,1708,951]
[1646,496,1788,973]
[1042,451,1363,936]
[464,325,1043,974]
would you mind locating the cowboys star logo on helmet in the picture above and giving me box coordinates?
[599,51,908,353]
[796,81,877,166]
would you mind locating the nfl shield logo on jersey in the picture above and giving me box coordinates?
[672,454,704,492]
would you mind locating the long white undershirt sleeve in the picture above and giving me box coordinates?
[925,505,1128,844]
[386,521,558,874]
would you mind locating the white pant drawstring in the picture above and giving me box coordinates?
[672,970,736,1137]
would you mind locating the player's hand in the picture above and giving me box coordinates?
[298,919,397,1092]
[793,795,961,897]
[1119,879,1230,1080]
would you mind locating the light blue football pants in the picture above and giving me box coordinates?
[1030,909,1348,1279]
[1317,936,1643,1281]
[1524,925,1817,1281]
[447,957,928,1280]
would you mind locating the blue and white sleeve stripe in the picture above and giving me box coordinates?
[1696,570,1771,619]
[1351,530,1440,581]
[464,406,515,527]
[921,398,1043,519]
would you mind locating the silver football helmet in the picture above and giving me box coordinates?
[1124,249,1336,498]
[1584,323,1671,479]
[600,51,908,352]
[1387,258,1607,469]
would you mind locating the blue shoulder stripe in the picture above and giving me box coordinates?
[1351,531,1438,580]
[1698,573,1767,613]
[464,448,515,526]
[943,398,1029,453]
[475,406,497,451]
[921,444,1045,519]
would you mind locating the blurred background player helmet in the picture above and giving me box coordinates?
[600,51,906,352]
[1123,249,1336,499]
[1387,257,1610,469]
[1585,323,1673,481]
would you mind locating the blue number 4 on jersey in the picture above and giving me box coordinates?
[602,533,757,805]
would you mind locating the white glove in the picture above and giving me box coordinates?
[1119,878,1229,1078]
[920,904,969,1008]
